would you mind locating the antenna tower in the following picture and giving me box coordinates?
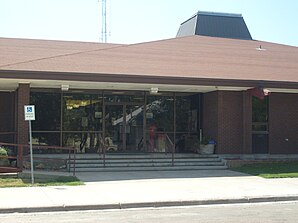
[101,0,107,43]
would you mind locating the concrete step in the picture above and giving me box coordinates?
[67,154,227,172]
[73,154,220,159]
[69,158,222,164]
[69,161,225,168]
[69,165,228,172]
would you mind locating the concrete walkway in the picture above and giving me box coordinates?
[1,170,298,213]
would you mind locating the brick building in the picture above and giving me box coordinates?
[0,11,297,155]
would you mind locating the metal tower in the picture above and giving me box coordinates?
[101,0,107,43]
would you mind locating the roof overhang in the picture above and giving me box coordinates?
[0,69,297,93]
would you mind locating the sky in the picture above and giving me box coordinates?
[0,0,298,46]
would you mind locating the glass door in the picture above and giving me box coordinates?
[104,103,144,153]
[125,104,144,152]
[104,104,124,152]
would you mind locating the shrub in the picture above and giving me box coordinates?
[0,147,8,156]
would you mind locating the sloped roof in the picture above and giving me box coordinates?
[177,11,252,40]
[0,35,297,89]
[0,37,122,67]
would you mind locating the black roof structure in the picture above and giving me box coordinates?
[177,11,252,40]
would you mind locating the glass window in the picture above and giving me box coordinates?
[252,96,268,123]
[30,92,61,131]
[145,93,174,153]
[252,96,269,153]
[175,95,192,132]
[32,132,60,146]
[175,94,200,153]
[63,132,103,153]
[63,93,103,131]
[252,96,269,132]
[104,91,144,103]
[146,93,174,132]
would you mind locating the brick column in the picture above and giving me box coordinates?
[217,91,244,154]
[17,83,30,146]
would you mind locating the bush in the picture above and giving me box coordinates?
[0,147,8,156]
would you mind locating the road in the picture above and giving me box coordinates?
[1,201,298,223]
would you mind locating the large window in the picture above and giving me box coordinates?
[145,93,174,152]
[63,94,103,132]
[103,91,144,103]
[176,95,191,132]
[62,93,103,152]
[30,90,200,154]
[30,92,61,146]
[252,96,269,154]
[175,93,200,153]
[31,92,61,131]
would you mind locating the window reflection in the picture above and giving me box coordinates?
[32,132,60,153]
[252,96,269,153]
[29,90,200,154]
[104,91,144,103]
[30,92,61,131]
[146,94,174,152]
[63,94,102,131]
[63,132,103,153]
[175,94,200,153]
[176,95,191,132]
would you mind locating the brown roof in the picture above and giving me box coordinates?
[0,37,122,67]
[0,36,297,87]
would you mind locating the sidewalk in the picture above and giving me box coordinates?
[1,170,298,213]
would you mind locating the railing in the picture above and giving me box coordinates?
[0,142,76,176]
[165,134,175,166]
[97,137,107,167]
[0,132,17,135]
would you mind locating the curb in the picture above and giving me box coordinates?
[1,195,298,214]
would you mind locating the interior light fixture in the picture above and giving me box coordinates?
[61,84,69,91]
[150,87,159,94]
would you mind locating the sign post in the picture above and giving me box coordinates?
[24,105,35,185]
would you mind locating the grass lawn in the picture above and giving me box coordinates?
[232,161,298,178]
[0,175,84,187]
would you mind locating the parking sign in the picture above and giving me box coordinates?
[24,105,35,121]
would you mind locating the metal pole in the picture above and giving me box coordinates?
[73,148,76,176]
[102,93,106,167]
[29,120,34,184]
[172,93,176,166]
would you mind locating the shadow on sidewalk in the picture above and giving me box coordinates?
[75,169,250,183]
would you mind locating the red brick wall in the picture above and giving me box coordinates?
[203,91,252,154]
[17,83,30,145]
[217,91,243,154]
[0,92,15,142]
[269,93,298,154]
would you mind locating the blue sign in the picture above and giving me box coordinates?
[27,107,32,113]
[24,105,35,121]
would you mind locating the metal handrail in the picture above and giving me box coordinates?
[0,132,16,135]
[0,142,76,176]
[97,137,107,167]
[165,134,175,166]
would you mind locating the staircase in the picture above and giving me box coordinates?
[68,154,227,172]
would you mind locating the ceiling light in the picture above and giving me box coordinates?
[150,87,159,94]
[61,84,69,91]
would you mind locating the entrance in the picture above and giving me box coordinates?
[104,103,144,152]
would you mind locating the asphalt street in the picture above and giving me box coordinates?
[1,201,298,223]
